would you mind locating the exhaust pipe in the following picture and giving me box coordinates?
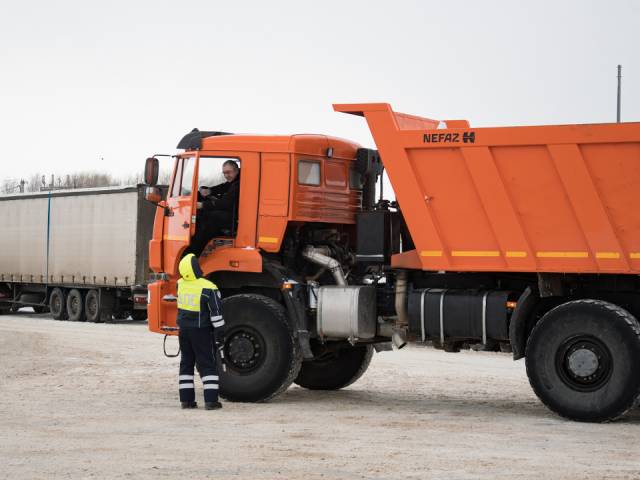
[302,246,347,286]
[392,329,407,349]
[395,271,409,326]
[377,322,407,349]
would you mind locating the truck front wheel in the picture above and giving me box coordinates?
[50,288,69,320]
[294,344,374,390]
[526,299,640,423]
[219,294,302,402]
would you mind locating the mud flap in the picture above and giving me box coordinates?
[297,331,314,359]
[99,288,115,323]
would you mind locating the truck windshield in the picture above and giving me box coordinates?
[171,157,196,197]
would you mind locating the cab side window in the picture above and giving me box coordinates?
[349,166,363,190]
[171,157,196,197]
[198,157,241,190]
[298,160,321,186]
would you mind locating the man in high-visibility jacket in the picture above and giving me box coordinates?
[176,253,226,410]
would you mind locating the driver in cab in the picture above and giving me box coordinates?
[189,160,240,257]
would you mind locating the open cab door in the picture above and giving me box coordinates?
[162,153,198,275]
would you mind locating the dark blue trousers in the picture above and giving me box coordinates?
[178,327,219,403]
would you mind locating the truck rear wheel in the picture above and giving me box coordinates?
[219,294,302,403]
[294,344,374,390]
[50,288,69,320]
[526,299,640,423]
[85,290,101,323]
[67,289,85,322]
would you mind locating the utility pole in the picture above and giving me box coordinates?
[19,179,25,193]
[617,65,622,123]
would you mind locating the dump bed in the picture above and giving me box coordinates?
[335,103,640,273]
[0,185,157,287]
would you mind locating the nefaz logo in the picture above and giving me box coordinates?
[423,132,475,144]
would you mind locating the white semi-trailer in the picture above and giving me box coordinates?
[0,185,164,322]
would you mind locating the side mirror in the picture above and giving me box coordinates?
[144,158,159,185]
[144,186,163,203]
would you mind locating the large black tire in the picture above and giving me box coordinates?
[66,289,85,322]
[219,294,302,403]
[50,288,69,320]
[294,345,374,390]
[85,290,101,323]
[33,306,48,314]
[526,299,640,423]
[130,310,147,321]
[113,308,131,320]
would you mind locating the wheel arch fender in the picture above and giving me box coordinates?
[210,261,314,358]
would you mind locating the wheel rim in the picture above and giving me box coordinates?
[225,326,267,375]
[70,296,78,315]
[87,297,97,317]
[555,334,613,392]
[52,295,61,315]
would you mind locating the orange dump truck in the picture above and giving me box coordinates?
[143,103,640,422]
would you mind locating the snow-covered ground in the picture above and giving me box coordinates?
[1,312,639,479]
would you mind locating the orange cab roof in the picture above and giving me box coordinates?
[192,133,362,159]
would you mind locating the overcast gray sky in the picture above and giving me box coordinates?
[1,0,638,188]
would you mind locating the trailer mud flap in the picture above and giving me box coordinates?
[99,288,116,323]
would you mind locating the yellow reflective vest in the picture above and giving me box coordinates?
[176,254,225,332]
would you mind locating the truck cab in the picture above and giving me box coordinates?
[147,130,364,338]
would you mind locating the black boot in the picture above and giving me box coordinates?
[205,401,222,410]
[181,401,198,409]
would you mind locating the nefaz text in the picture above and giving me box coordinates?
[423,132,475,144]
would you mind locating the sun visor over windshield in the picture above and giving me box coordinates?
[176,128,233,150]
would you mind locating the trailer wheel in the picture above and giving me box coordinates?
[50,288,69,320]
[66,289,85,322]
[526,299,640,423]
[85,290,101,323]
[219,294,302,403]
[113,308,131,320]
[294,344,374,390]
[33,306,48,314]
[131,310,147,321]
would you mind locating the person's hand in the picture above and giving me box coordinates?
[216,335,226,349]
[197,202,203,209]
[199,187,212,197]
